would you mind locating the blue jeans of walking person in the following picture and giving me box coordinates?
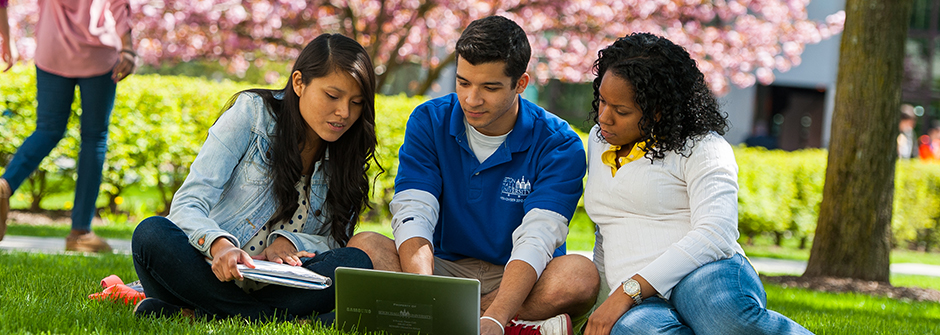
[2,66,116,232]
[611,254,813,335]
[132,216,373,322]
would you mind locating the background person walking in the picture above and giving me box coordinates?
[0,0,136,251]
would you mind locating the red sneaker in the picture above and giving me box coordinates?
[504,321,542,335]
[507,313,573,335]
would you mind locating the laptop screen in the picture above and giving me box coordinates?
[335,267,481,335]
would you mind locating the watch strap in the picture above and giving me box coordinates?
[622,279,643,305]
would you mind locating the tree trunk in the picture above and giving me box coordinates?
[803,0,913,282]
[27,170,47,212]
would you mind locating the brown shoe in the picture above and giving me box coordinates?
[66,231,113,253]
[0,178,10,242]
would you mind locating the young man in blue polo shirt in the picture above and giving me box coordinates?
[350,16,599,335]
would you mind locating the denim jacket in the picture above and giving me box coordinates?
[167,92,339,258]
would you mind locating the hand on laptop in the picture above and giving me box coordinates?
[252,236,314,266]
[209,238,256,282]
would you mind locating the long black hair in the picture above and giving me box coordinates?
[224,33,380,246]
[590,32,728,161]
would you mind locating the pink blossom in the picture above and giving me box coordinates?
[2,0,844,96]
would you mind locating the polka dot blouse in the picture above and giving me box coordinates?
[243,175,311,256]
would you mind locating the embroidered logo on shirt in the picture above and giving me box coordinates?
[500,176,531,203]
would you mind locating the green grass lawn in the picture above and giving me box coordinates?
[6,190,940,333]
[0,251,936,334]
[892,273,940,292]
[763,284,940,334]
[0,251,346,334]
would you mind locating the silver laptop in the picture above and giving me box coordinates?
[335,267,481,335]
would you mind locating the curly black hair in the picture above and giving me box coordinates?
[590,32,728,161]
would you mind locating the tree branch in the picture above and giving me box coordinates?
[417,51,457,96]
[377,0,435,90]
[343,2,360,41]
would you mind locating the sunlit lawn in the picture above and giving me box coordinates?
[1,251,937,334]
[5,189,940,334]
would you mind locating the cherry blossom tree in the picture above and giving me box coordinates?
[3,0,844,95]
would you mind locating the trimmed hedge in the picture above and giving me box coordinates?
[736,146,827,248]
[0,64,421,218]
[735,146,940,250]
[2,65,939,249]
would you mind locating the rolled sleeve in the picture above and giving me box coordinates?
[509,209,569,278]
[188,228,238,257]
[390,189,440,250]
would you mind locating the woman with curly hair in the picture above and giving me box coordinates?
[131,33,378,323]
[583,33,812,335]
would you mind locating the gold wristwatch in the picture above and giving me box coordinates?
[622,278,642,305]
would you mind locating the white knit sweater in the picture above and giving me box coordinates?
[585,125,745,298]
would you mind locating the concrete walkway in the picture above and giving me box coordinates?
[2,235,939,277]
[0,235,132,255]
[565,250,940,277]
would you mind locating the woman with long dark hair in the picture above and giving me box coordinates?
[131,33,379,323]
[584,33,812,335]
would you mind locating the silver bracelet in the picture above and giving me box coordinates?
[480,316,504,335]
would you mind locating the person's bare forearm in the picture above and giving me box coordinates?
[0,5,14,68]
[0,6,10,44]
[398,237,434,275]
[121,29,133,52]
[483,260,537,326]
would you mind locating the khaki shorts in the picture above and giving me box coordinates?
[433,256,504,295]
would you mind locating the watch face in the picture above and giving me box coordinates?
[624,279,641,295]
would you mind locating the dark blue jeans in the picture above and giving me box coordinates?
[2,66,116,231]
[132,216,372,321]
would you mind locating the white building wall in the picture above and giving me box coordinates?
[721,85,757,144]
[720,0,845,147]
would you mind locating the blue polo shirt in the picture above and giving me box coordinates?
[395,93,586,265]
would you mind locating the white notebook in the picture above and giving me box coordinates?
[206,259,332,290]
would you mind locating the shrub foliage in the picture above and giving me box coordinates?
[735,146,940,250]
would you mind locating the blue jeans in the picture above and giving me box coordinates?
[2,66,116,231]
[132,216,373,321]
[611,254,812,335]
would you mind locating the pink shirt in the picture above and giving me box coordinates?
[34,0,130,78]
